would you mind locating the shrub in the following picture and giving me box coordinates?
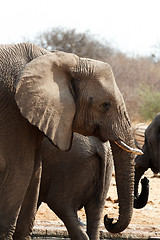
[138,85,160,121]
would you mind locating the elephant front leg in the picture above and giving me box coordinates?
[85,202,103,240]
[0,161,33,239]
[54,210,89,240]
[13,148,42,240]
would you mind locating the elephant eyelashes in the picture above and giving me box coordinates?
[101,102,110,113]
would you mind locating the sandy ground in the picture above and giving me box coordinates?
[35,169,160,237]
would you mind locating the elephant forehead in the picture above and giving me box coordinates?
[80,82,121,110]
[92,76,122,101]
[100,77,118,92]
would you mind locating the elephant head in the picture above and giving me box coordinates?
[134,113,160,209]
[15,50,141,233]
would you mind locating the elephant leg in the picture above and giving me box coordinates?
[85,201,103,240]
[60,212,89,240]
[47,203,89,240]
[85,160,112,240]
[13,147,42,240]
[0,158,34,239]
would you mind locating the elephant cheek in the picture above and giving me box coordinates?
[135,154,150,169]
[72,116,92,136]
[72,106,95,136]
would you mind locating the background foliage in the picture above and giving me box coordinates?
[28,27,160,123]
[138,85,160,121]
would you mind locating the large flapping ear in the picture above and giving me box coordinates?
[15,52,78,151]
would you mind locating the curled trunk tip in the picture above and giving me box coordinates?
[104,214,131,233]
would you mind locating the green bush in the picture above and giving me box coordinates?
[138,85,160,121]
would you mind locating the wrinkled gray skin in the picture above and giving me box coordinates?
[38,134,113,240]
[0,43,135,239]
[134,113,160,209]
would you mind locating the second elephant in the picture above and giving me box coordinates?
[134,113,160,209]
[38,133,113,240]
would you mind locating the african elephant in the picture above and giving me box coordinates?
[0,43,141,239]
[134,113,160,209]
[38,134,113,240]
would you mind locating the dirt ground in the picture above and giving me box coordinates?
[35,169,160,236]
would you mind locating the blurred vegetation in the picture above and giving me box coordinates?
[32,27,115,59]
[28,27,160,123]
[138,85,160,121]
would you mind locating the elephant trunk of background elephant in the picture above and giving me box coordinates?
[134,165,149,209]
[104,136,135,233]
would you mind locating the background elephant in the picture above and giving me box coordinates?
[0,43,140,239]
[38,134,113,240]
[134,113,160,209]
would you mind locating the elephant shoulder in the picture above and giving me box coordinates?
[75,134,112,162]
[93,138,112,163]
[71,133,93,155]
[25,43,50,59]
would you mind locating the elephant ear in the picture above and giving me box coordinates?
[15,53,76,151]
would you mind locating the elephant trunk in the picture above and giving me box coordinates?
[134,166,149,209]
[104,139,135,233]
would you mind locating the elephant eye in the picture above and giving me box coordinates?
[101,102,110,112]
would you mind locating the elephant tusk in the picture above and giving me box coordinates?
[114,140,143,155]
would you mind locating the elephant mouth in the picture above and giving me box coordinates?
[114,139,143,155]
[151,165,159,174]
[152,168,159,174]
[150,159,160,174]
[94,126,143,155]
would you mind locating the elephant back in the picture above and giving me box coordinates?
[0,43,49,94]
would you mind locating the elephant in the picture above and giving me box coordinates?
[134,113,160,209]
[38,133,113,240]
[0,43,141,239]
